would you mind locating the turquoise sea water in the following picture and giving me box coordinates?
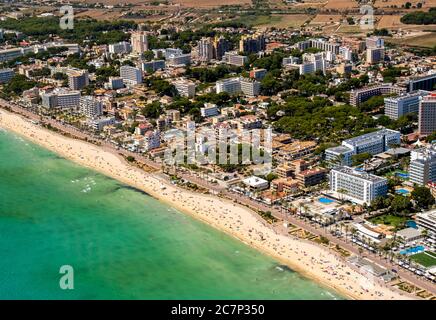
[0,128,343,299]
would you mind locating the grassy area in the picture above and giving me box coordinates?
[369,214,408,228]
[236,15,282,27]
[386,32,436,48]
[256,14,311,28]
[410,252,436,268]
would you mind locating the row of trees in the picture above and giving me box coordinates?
[401,7,436,24]
[0,17,136,45]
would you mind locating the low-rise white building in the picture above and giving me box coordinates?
[243,176,269,191]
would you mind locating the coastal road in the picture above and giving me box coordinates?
[1,100,435,295]
[220,193,436,295]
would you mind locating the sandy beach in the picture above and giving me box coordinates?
[0,109,414,300]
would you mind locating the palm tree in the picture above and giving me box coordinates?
[350,227,357,244]
[421,229,428,239]
[344,224,350,243]
[337,188,348,203]
[388,142,401,160]
[329,154,344,168]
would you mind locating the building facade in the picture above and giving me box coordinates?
[68,70,89,90]
[409,144,436,186]
[80,96,103,118]
[0,68,14,83]
[418,94,436,135]
[141,60,165,72]
[174,79,196,98]
[407,73,436,92]
[131,32,148,55]
[325,128,401,166]
[330,166,388,205]
[384,91,430,120]
[350,84,405,107]
[108,41,132,54]
[120,65,143,86]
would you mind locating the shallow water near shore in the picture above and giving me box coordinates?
[0,129,343,299]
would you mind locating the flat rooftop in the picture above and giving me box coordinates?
[343,128,399,146]
[332,166,387,183]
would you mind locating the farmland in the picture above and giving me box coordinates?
[387,31,436,48]
[256,14,312,28]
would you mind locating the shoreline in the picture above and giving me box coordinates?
[0,109,414,300]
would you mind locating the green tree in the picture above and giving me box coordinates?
[351,152,372,166]
[411,186,434,209]
[390,195,412,215]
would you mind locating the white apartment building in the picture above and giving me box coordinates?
[282,56,300,66]
[89,117,115,131]
[384,91,430,120]
[325,128,401,166]
[223,52,248,67]
[240,78,261,96]
[41,89,81,109]
[174,79,196,98]
[108,41,132,54]
[216,77,241,95]
[216,77,260,96]
[409,144,436,186]
[166,53,192,66]
[350,84,406,107]
[141,60,165,72]
[0,48,24,62]
[198,37,214,62]
[330,166,388,205]
[144,130,161,151]
[295,38,340,54]
[120,65,142,86]
[298,52,327,75]
[416,210,436,240]
[339,46,352,61]
[80,96,103,118]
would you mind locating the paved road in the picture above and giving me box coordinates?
[1,100,435,295]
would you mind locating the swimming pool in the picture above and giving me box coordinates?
[406,220,418,229]
[400,246,425,255]
[318,197,335,204]
[396,188,411,195]
[395,172,409,179]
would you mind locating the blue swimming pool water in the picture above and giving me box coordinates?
[318,197,334,204]
[406,220,418,229]
[396,188,410,195]
[395,172,409,179]
[400,246,425,255]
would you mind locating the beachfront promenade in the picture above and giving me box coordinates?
[0,99,434,297]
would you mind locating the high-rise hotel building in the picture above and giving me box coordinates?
[131,31,148,55]
[418,94,436,136]
[409,143,436,186]
[330,166,388,205]
[198,37,214,62]
[384,90,430,120]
